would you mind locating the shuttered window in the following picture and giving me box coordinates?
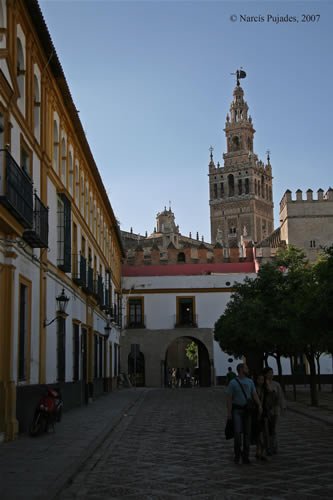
[57,193,71,272]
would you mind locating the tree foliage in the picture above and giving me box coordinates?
[214,245,333,405]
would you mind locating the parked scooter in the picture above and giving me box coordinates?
[29,386,63,436]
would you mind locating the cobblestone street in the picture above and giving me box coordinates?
[59,388,333,500]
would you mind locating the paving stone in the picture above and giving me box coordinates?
[58,388,333,499]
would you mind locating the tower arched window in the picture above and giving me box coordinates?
[53,120,59,171]
[220,182,224,198]
[245,178,249,194]
[254,179,257,195]
[269,187,272,201]
[232,136,240,151]
[61,137,67,185]
[228,174,234,197]
[261,175,265,198]
[68,150,73,194]
[238,179,242,195]
[266,185,269,200]
[258,182,261,197]
[33,74,41,141]
[213,183,218,198]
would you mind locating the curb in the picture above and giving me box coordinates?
[287,404,333,427]
[49,389,147,500]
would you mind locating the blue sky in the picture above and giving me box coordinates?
[39,0,333,240]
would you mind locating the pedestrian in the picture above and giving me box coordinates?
[185,368,191,387]
[226,366,236,385]
[176,368,180,388]
[171,367,177,388]
[226,362,263,464]
[263,366,286,455]
[254,373,268,461]
[180,367,186,388]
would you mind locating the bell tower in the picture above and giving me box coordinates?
[209,72,274,246]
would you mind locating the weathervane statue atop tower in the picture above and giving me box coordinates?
[232,68,247,86]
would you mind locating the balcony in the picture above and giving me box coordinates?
[72,253,87,287]
[23,193,48,248]
[101,286,110,311]
[174,314,198,328]
[124,315,146,329]
[0,149,33,228]
[82,265,94,295]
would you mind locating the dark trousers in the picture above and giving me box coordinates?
[232,407,252,459]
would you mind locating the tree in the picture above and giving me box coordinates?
[185,341,198,366]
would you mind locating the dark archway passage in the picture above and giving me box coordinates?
[165,336,211,387]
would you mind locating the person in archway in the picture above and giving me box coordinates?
[262,366,286,455]
[226,363,262,464]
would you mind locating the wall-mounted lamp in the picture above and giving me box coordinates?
[102,312,114,338]
[44,288,70,327]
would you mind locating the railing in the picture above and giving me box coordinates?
[83,265,94,295]
[0,149,33,228]
[23,192,48,248]
[174,314,198,328]
[72,253,87,287]
[97,275,104,306]
[124,315,146,329]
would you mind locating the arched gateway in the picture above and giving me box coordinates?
[120,329,214,388]
[165,336,211,387]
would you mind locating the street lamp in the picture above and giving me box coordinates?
[44,288,70,327]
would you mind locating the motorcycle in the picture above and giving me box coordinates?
[29,386,63,436]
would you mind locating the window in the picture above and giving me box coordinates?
[177,252,185,263]
[61,137,67,185]
[128,298,144,328]
[16,36,25,112]
[57,193,71,272]
[238,179,242,195]
[228,174,234,197]
[220,182,224,198]
[68,150,73,194]
[53,120,59,171]
[57,317,66,382]
[310,240,316,248]
[245,178,249,194]
[99,336,103,378]
[0,0,7,48]
[20,136,32,176]
[176,297,196,327]
[213,183,218,198]
[254,179,257,195]
[73,323,80,381]
[94,334,98,379]
[18,280,31,381]
[75,162,79,204]
[33,73,41,141]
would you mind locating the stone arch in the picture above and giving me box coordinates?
[164,335,212,387]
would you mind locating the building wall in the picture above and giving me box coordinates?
[280,189,333,261]
[0,0,123,441]
[121,272,257,385]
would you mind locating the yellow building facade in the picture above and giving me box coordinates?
[0,0,123,441]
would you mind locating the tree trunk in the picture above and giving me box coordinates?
[245,351,264,378]
[290,356,297,401]
[276,354,284,391]
[315,355,321,391]
[306,352,318,406]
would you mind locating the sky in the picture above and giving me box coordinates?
[39,0,333,241]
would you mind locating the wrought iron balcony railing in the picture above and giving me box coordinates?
[23,192,49,248]
[124,315,146,329]
[174,314,198,328]
[0,149,33,228]
[72,253,87,287]
[82,265,94,295]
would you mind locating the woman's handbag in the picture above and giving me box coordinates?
[225,418,234,440]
